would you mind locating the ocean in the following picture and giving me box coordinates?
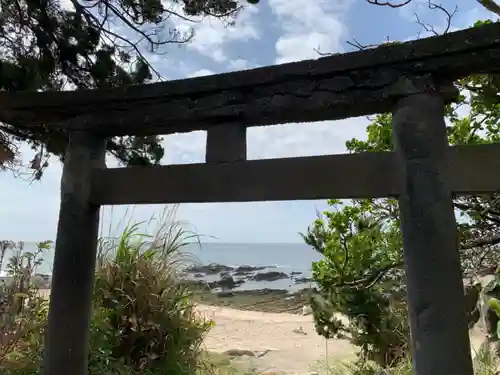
[0,242,323,292]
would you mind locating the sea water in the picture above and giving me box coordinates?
[0,242,323,291]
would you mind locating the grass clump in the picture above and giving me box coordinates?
[91,217,213,373]
[0,207,242,375]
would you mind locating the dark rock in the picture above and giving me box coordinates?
[251,271,288,282]
[233,270,253,277]
[233,288,289,297]
[235,265,267,272]
[186,263,234,275]
[291,271,303,276]
[210,276,245,289]
[295,277,314,284]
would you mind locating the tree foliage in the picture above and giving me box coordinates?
[0,0,259,178]
[303,18,500,367]
[302,200,409,366]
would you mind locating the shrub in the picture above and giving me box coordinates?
[92,217,213,373]
[302,199,409,367]
[0,240,50,372]
[0,207,215,375]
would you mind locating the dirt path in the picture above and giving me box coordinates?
[197,305,357,374]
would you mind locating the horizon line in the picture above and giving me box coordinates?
[3,240,308,245]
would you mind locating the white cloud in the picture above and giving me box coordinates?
[59,0,74,10]
[169,4,261,62]
[0,1,374,243]
[270,0,351,63]
[248,118,368,160]
[227,58,253,71]
[398,0,429,22]
[159,118,370,167]
[460,4,496,27]
[163,132,206,165]
[188,69,216,78]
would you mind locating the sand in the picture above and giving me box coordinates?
[197,305,357,374]
[36,289,489,374]
[38,289,355,373]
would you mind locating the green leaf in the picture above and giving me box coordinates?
[487,298,500,318]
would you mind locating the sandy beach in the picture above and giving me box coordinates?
[38,288,355,373]
[196,305,490,374]
[197,304,357,374]
[36,288,489,374]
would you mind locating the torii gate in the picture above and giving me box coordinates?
[2,22,500,375]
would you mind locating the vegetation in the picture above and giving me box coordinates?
[320,344,499,375]
[0,240,50,371]
[2,1,500,375]
[0,0,260,178]
[0,211,253,375]
[302,15,500,371]
[302,199,408,367]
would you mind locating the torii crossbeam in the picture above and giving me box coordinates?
[2,21,500,375]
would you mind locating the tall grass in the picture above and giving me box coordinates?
[0,206,228,375]
[92,207,212,373]
[319,344,499,375]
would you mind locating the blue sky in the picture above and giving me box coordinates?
[0,0,494,243]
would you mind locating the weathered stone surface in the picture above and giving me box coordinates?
[1,23,500,135]
[393,86,473,375]
[44,130,106,375]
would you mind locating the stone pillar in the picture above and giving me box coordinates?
[206,124,247,163]
[44,130,106,375]
[391,76,474,375]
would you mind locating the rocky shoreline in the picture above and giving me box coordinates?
[1,263,317,314]
[183,263,315,291]
[184,280,316,314]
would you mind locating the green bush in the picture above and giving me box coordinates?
[302,199,409,367]
[92,219,213,373]
[0,241,50,372]
[0,208,218,375]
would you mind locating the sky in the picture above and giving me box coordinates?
[0,0,494,243]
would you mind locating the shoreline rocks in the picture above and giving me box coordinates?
[183,262,317,295]
[185,263,279,276]
[251,271,289,282]
[185,263,234,275]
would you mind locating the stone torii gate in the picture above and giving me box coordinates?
[1,22,500,375]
